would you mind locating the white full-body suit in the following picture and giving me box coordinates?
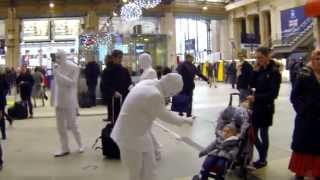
[111,73,192,180]
[52,49,83,154]
[138,53,162,160]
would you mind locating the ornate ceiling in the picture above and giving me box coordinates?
[0,0,226,18]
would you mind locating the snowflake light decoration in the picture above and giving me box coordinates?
[134,0,161,9]
[120,2,142,22]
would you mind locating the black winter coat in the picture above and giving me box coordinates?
[16,73,34,99]
[0,75,9,110]
[100,63,132,102]
[85,61,101,86]
[176,61,208,93]
[250,60,281,128]
[290,66,320,155]
[237,61,253,89]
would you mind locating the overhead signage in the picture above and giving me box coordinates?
[53,19,80,40]
[185,39,195,51]
[22,20,50,42]
[281,6,312,40]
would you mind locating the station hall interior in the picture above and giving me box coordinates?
[0,0,320,180]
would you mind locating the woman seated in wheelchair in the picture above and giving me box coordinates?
[193,123,239,180]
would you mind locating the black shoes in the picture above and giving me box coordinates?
[253,160,267,169]
[295,175,304,180]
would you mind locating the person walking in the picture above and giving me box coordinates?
[100,50,132,123]
[0,71,9,140]
[84,60,101,106]
[227,60,237,89]
[32,67,45,107]
[51,49,83,157]
[16,66,34,118]
[111,73,193,180]
[236,53,253,102]
[289,49,320,180]
[176,54,208,118]
[247,47,281,169]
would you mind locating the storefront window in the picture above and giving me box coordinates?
[0,20,5,65]
[176,17,210,63]
[20,18,82,68]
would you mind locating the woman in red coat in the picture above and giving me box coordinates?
[289,49,320,180]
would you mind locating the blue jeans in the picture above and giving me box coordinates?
[200,155,227,180]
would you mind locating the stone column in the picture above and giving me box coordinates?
[211,20,220,52]
[219,20,231,60]
[83,10,99,63]
[160,12,176,67]
[5,8,20,68]
[259,12,266,46]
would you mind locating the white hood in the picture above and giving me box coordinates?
[156,73,183,97]
[138,53,152,70]
[55,49,67,65]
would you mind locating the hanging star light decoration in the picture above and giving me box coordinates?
[120,2,142,22]
[134,0,161,9]
[80,33,98,50]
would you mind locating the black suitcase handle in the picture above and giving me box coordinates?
[228,93,241,107]
[112,94,123,125]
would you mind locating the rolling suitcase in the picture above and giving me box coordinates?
[93,95,122,159]
[7,102,28,120]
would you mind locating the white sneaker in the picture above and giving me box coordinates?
[78,147,85,153]
[54,151,70,158]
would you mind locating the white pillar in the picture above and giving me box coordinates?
[211,20,220,52]
[160,13,176,67]
[220,20,232,60]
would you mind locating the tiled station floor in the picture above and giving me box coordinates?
[0,82,297,180]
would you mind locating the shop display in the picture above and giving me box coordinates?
[22,20,50,42]
[53,19,80,40]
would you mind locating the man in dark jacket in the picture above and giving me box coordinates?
[176,54,208,118]
[84,60,101,106]
[247,47,281,169]
[236,53,253,102]
[100,50,132,122]
[227,60,237,89]
[16,66,34,118]
[0,72,9,140]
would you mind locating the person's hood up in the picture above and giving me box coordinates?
[156,73,183,97]
[138,53,152,70]
[55,49,67,65]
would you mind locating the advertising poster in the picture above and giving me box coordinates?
[22,20,50,42]
[185,39,195,51]
[53,19,80,40]
[281,6,312,40]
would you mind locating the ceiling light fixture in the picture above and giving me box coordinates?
[49,2,55,8]
[202,6,208,10]
[134,0,162,9]
[120,2,142,22]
